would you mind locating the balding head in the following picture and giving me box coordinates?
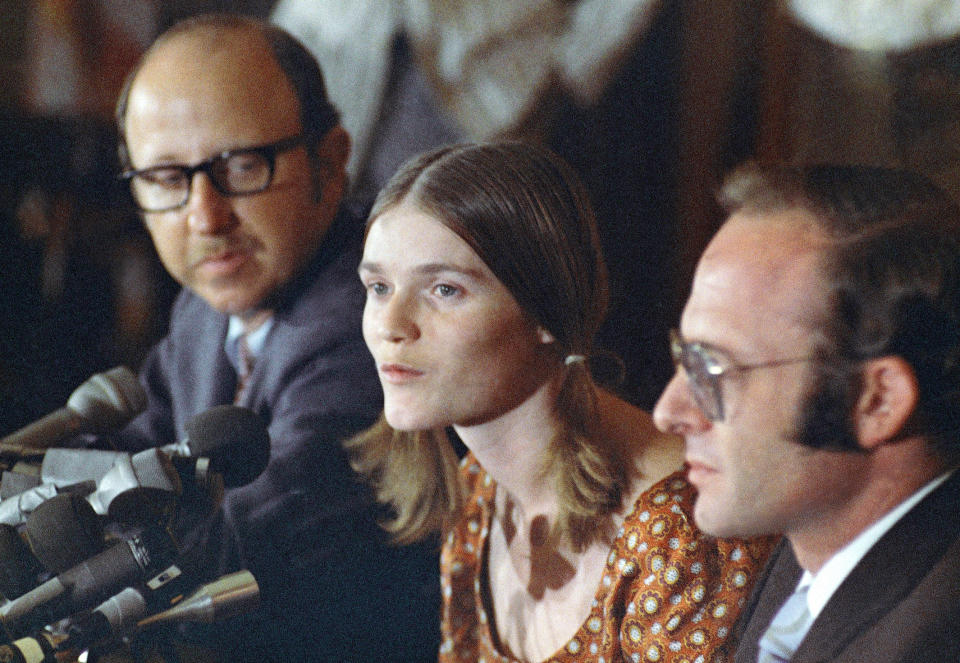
[117,14,338,171]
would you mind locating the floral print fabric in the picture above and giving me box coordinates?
[439,454,776,663]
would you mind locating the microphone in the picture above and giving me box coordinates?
[0,485,60,528]
[0,450,174,529]
[0,529,175,640]
[23,494,104,575]
[39,448,127,489]
[0,525,45,601]
[0,631,60,663]
[38,405,269,491]
[137,570,259,627]
[162,405,270,488]
[87,448,181,524]
[62,570,259,651]
[0,405,270,529]
[0,367,146,450]
[0,470,42,500]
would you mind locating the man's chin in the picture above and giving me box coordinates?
[692,499,741,538]
[195,286,267,317]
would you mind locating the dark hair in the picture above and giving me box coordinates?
[367,142,608,355]
[115,13,339,170]
[348,142,623,550]
[720,162,960,463]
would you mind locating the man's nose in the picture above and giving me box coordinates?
[653,371,712,435]
[186,172,236,234]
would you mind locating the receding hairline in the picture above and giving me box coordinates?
[148,14,272,54]
[116,16,303,167]
[118,15,293,124]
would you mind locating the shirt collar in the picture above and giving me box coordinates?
[225,314,274,370]
[804,469,954,619]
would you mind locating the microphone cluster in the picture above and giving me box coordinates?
[0,368,270,661]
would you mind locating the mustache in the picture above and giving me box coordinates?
[187,235,258,268]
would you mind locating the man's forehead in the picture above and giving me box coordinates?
[681,210,830,355]
[124,26,301,160]
[139,27,276,84]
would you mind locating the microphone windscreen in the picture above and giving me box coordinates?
[0,471,42,500]
[24,494,104,574]
[65,366,147,432]
[0,525,43,601]
[184,406,270,488]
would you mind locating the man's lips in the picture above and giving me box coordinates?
[378,363,425,384]
[685,459,718,485]
[192,246,250,277]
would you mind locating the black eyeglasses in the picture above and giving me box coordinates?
[669,328,815,421]
[120,134,308,212]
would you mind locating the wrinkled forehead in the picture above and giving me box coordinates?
[681,211,831,357]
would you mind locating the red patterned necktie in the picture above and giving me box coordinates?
[234,332,254,405]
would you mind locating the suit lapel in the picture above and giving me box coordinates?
[795,471,960,662]
[734,540,803,663]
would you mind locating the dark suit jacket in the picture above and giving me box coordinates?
[733,470,960,663]
[113,211,440,662]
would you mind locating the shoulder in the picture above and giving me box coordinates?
[613,474,777,661]
[596,391,686,500]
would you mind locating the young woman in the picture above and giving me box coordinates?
[350,142,774,663]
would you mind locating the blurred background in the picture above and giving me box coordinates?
[1,0,958,436]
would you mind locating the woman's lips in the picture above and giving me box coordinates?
[379,363,424,384]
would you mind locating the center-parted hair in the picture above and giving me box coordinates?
[347,142,625,550]
[367,142,609,354]
[720,162,960,463]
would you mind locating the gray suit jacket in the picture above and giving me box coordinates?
[113,211,440,662]
[733,471,960,662]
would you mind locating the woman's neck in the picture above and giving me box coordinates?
[454,376,562,515]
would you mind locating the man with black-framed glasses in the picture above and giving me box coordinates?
[653,163,960,662]
[102,13,440,663]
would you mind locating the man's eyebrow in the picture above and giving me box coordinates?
[686,337,735,362]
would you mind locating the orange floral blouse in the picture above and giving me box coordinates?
[439,454,776,663]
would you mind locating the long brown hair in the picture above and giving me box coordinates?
[347,142,628,550]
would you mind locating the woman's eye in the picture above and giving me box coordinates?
[368,282,389,296]
[433,284,459,297]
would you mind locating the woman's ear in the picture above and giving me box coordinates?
[854,355,919,449]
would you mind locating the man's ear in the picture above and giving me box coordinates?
[310,125,351,201]
[854,355,919,449]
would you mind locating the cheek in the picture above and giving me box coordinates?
[456,320,542,389]
[145,222,186,276]
[242,187,324,259]
[361,305,377,352]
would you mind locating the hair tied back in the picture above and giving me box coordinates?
[564,354,587,367]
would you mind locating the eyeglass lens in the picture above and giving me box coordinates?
[670,330,724,421]
[129,150,273,212]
